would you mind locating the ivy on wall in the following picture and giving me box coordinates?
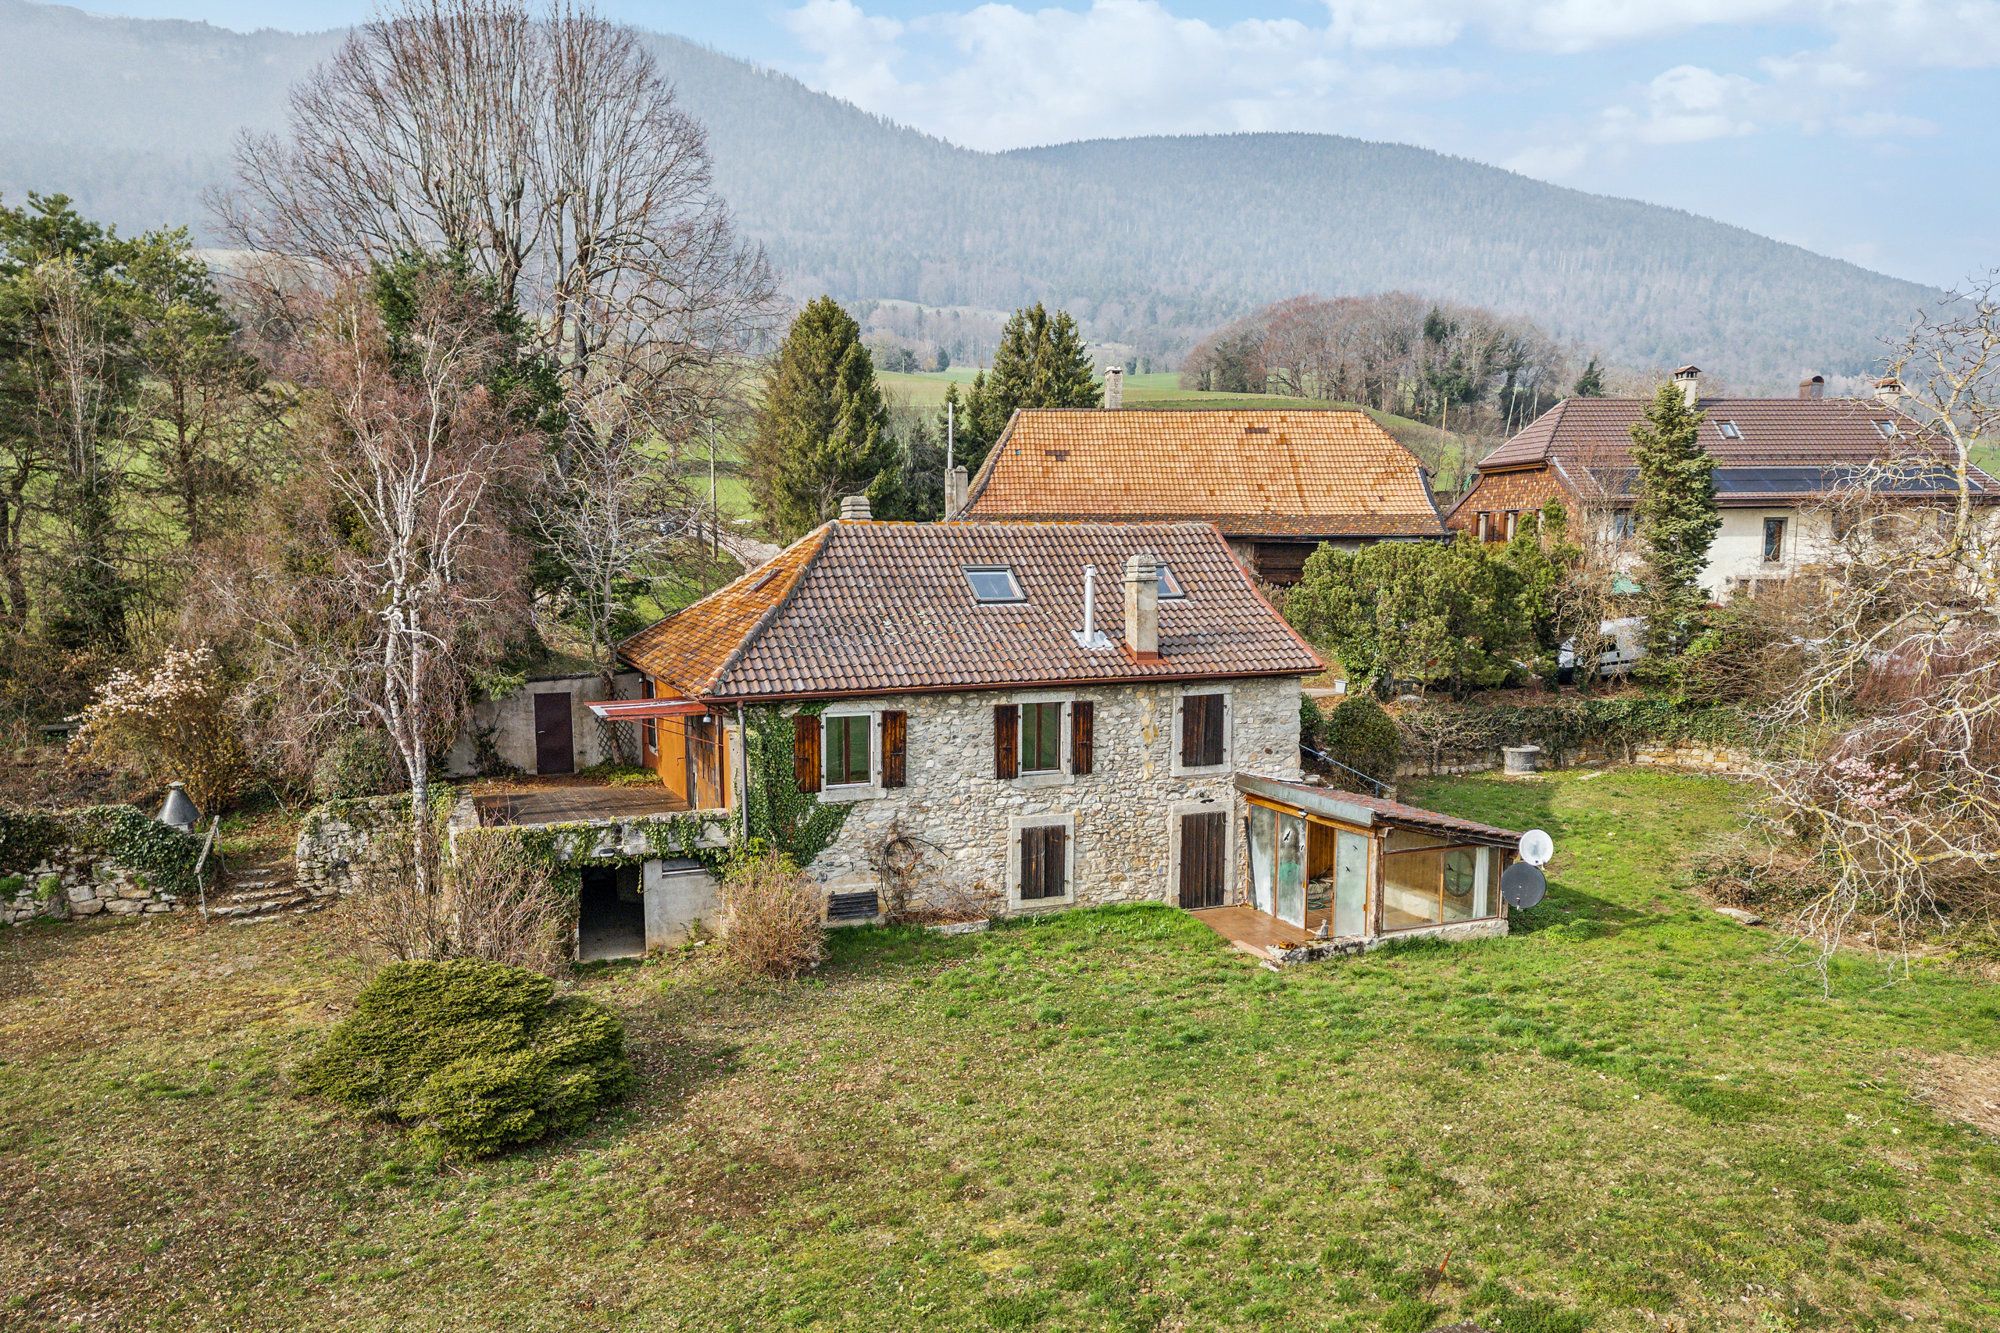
[0,803,206,898]
[470,811,734,894]
[739,703,849,868]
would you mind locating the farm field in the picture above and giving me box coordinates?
[3,768,1996,1330]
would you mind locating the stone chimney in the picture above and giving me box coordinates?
[1122,552,1160,661]
[1874,376,1904,407]
[943,465,968,519]
[1798,374,1825,400]
[1103,366,1124,410]
[838,494,871,522]
[1671,364,1701,409]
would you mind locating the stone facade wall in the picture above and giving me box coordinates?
[802,675,1303,917]
[294,796,411,899]
[442,670,644,778]
[2,825,191,926]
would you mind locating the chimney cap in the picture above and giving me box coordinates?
[837,494,871,522]
[1798,374,1825,399]
[1672,364,1701,379]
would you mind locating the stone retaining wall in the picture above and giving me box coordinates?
[294,795,411,898]
[1,806,199,926]
[1397,741,1763,780]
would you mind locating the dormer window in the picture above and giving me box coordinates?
[1874,419,1900,440]
[1716,421,1743,441]
[1157,564,1186,599]
[964,566,1025,603]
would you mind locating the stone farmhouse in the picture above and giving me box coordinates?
[593,498,1521,961]
[1449,367,1998,598]
[955,407,1449,586]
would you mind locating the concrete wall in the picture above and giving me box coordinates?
[798,675,1303,918]
[444,671,644,777]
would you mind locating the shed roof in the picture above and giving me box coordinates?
[619,520,1323,703]
[962,409,1448,538]
[1237,774,1522,848]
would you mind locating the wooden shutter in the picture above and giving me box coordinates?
[1179,811,1226,909]
[880,710,907,788]
[1182,694,1225,768]
[1044,824,1067,898]
[994,704,1019,779]
[793,713,821,793]
[1070,700,1094,776]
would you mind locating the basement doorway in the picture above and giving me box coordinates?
[578,864,645,962]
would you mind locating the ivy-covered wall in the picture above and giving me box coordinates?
[464,811,733,893]
[738,703,849,867]
[1,803,204,925]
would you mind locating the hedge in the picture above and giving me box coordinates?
[1394,697,1755,773]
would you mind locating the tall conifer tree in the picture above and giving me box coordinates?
[954,303,1100,473]
[1628,381,1719,664]
[748,297,893,540]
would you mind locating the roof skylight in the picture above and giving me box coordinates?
[1874,419,1900,440]
[1157,564,1186,599]
[963,566,1025,603]
[1716,420,1743,440]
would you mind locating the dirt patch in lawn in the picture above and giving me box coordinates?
[1912,1052,2000,1137]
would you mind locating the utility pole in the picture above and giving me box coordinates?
[707,419,718,561]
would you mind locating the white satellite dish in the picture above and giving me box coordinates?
[1518,828,1554,867]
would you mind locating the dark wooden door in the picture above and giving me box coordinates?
[533,692,574,774]
[1178,810,1228,909]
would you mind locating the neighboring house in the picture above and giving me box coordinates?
[955,408,1449,585]
[1449,367,1998,598]
[600,496,1519,951]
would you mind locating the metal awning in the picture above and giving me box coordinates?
[586,697,710,722]
[1237,773,1520,848]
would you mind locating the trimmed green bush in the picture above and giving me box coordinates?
[311,728,399,802]
[1314,695,1404,786]
[294,959,633,1158]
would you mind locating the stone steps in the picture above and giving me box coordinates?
[206,851,328,923]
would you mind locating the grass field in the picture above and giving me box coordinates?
[4,768,1996,1330]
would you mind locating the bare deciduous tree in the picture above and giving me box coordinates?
[1756,273,2000,969]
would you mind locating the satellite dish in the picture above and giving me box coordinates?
[1518,828,1554,867]
[1500,862,1547,910]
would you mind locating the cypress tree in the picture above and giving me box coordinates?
[749,297,893,540]
[1573,357,1607,398]
[954,302,1100,473]
[1628,381,1719,663]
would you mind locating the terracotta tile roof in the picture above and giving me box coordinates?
[962,409,1447,538]
[618,520,1322,702]
[616,527,826,698]
[1476,396,1997,505]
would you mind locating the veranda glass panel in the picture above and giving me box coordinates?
[1248,804,1276,915]
[1441,847,1481,922]
[823,714,872,787]
[1382,849,1444,930]
[1021,702,1062,773]
[1333,830,1369,937]
[1275,811,1306,928]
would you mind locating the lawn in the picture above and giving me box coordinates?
[3,769,1997,1330]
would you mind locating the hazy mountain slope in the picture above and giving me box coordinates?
[0,0,1942,384]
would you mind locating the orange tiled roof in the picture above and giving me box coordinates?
[961,409,1446,538]
[617,520,1322,702]
[616,527,827,698]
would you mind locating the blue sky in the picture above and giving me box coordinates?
[78,1,2000,288]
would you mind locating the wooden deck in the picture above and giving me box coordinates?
[1190,905,1335,961]
[472,783,693,827]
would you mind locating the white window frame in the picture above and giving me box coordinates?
[1007,811,1077,911]
[1171,685,1234,777]
[1008,690,1074,789]
[819,708,882,801]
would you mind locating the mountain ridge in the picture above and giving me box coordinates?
[0,0,1942,386]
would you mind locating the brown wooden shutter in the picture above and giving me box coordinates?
[880,710,907,788]
[1182,694,1224,767]
[994,704,1019,779]
[793,713,821,793]
[1178,811,1226,909]
[1070,700,1094,776]
[1021,825,1043,899]
[1044,824,1067,898]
